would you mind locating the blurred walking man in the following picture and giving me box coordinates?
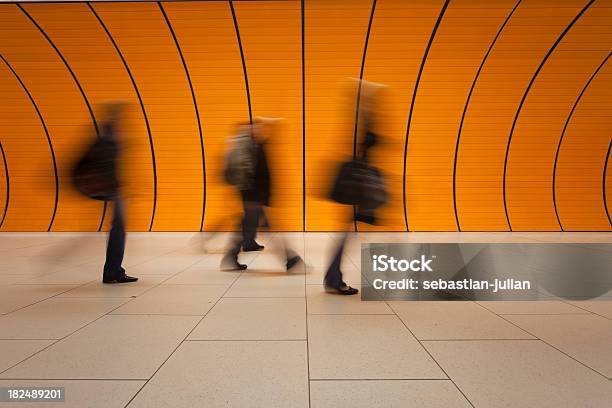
[74,102,137,284]
[221,119,302,271]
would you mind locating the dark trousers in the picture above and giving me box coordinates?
[242,202,260,247]
[324,232,348,288]
[226,202,299,264]
[227,202,261,259]
[103,199,125,279]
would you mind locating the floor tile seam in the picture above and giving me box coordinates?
[302,233,312,408]
[309,377,456,381]
[386,301,476,408]
[1,278,100,317]
[0,294,131,377]
[120,234,270,407]
[555,299,612,321]
[475,301,612,381]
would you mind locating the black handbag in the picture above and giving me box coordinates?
[330,159,387,209]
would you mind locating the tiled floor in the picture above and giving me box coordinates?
[0,232,611,407]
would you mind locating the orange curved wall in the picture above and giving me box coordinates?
[0,0,610,232]
[19,3,156,231]
[0,59,56,231]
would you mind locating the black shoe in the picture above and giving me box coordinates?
[242,242,264,252]
[286,255,303,271]
[324,283,359,296]
[117,274,138,283]
[221,256,248,271]
[103,274,138,284]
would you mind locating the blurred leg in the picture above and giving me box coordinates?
[242,202,261,249]
[103,198,125,280]
[273,219,301,270]
[222,202,252,270]
[225,206,246,261]
[324,232,347,288]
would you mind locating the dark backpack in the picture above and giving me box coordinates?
[73,138,117,201]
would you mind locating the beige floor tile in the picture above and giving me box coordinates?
[189,298,306,340]
[566,300,612,319]
[477,300,589,315]
[225,273,305,298]
[31,246,105,269]
[58,275,167,298]
[515,232,612,244]
[0,275,29,285]
[425,340,612,408]
[0,285,76,315]
[112,284,227,315]
[126,255,202,276]
[244,253,304,275]
[187,232,275,265]
[13,253,80,265]
[121,255,163,267]
[0,340,53,372]
[0,298,127,339]
[506,314,612,378]
[237,248,275,266]
[340,243,362,268]
[0,235,51,251]
[308,315,445,379]
[127,341,308,408]
[0,268,52,279]
[310,380,471,408]
[303,234,362,285]
[538,282,612,298]
[305,263,362,286]
[2,231,612,408]
[306,285,391,315]
[16,265,101,285]
[0,315,199,379]
[162,265,241,285]
[0,256,67,276]
[0,380,144,408]
[390,301,533,340]
[246,241,306,274]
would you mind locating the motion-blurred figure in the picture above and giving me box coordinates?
[73,102,137,284]
[221,119,302,271]
[326,81,388,295]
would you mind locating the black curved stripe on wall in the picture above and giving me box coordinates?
[603,139,612,227]
[19,4,108,232]
[0,139,9,229]
[351,0,377,233]
[0,54,58,232]
[301,0,305,231]
[401,0,450,232]
[88,2,158,232]
[502,0,594,231]
[552,52,611,231]
[452,0,521,232]
[229,0,253,124]
[158,2,207,232]
[353,0,377,160]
